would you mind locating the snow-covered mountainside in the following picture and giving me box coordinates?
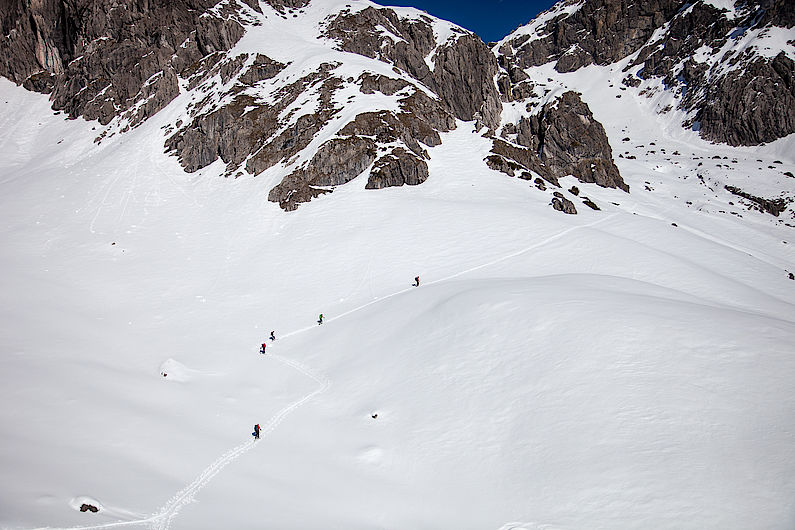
[1,0,794,529]
[496,0,795,146]
[1,0,632,212]
[491,0,794,224]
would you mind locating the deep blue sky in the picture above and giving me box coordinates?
[382,0,559,43]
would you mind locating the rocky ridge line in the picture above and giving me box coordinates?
[497,0,795,146]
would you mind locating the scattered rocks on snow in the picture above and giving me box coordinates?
[551,192,577,214]
[724,185,791,217]
[582,197,600,210]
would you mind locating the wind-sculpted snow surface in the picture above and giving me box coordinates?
[1,2,795,528]
[22,202,614,530]
[29,346,330,530]
[21,213,613,530]
[148,353,331,530]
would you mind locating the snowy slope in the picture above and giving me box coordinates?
[2,71,795,529]
[1,0,795,528]
[508,57,795,224]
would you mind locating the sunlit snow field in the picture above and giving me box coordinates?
[1,3,795,528]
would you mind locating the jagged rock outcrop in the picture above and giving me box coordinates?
[164,55,289,173]
[246,68,344,176]
[268,135,377,211]
[689,52,795,146]
[165,61,342,177]
[627,1,732,80]
[266,80,453,209]
[358,73,410,96]
[300,136,378,187]
[239,54,288,85]
[490,91,628,191]
[267,173,329,212]
[551,192,577,214]
[497,0,682,73]
[0,0,253,126]
[323,6,501,130]
[337,90,456,158]
[366,148,430,189]
[431,34,502,130]
[497,0,795,146]
[624,0,795,146]
[160,2,490,211]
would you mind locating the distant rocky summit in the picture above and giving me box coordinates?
[497,0,795,146]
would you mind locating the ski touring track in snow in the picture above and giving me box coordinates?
[280,212,619,338]
[32,213,616,530]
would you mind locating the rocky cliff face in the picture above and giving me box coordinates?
[489,91,627,192]
[322,5,502,130]
[497,0,795,147]
[0,0,632,212]
[0,0,258,126]
[626,0,795,146]
[159,1,486,210]
[497,0,682,73]
[693,52,794,146]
